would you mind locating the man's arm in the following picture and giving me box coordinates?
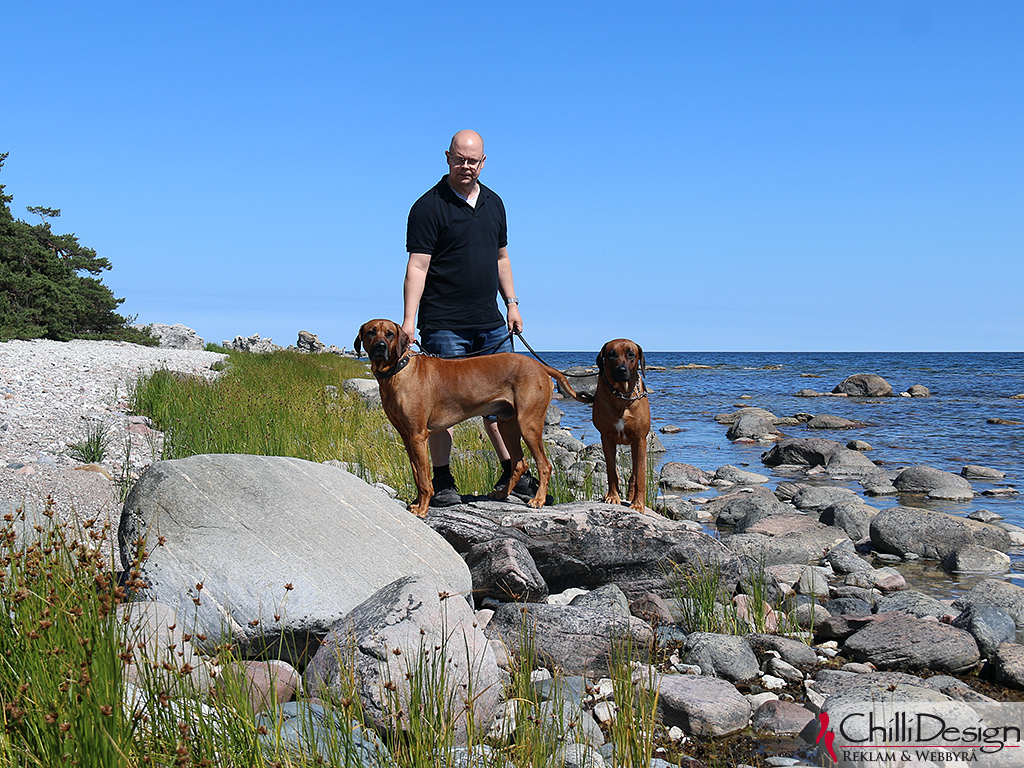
[496,247,523,333]
[402,252,432,344]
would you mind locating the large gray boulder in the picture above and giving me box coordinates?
[726,413,781,442]
[805,414,864,430]
[893,465,974,500]
[652,674,751,737]
[952,603,1018,658]
[137,322,206,350]
[832,373,893,397]
[679,633,760,682]
[305,574,500,743]
[118,454,471,663]
[842,612,980,674]
[760,437,844,468]
[485,602,653,677]
[724,517,851,566]
[426,501,741,599]
[869,505,1010,561]
[709,486,789,527]
[952,579,1024,629]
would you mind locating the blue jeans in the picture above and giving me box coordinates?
[420,326,513,359]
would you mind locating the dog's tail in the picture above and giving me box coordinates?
[543,365,590,403]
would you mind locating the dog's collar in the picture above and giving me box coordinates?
[374,352,413,381]
[600,368,648,402]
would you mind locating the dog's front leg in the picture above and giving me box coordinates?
[627,438,648,513]
[601,436,622,506]
[403,431,433,518]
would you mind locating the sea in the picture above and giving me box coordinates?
[537,351,1024,584]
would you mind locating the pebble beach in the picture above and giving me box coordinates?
[0,338,227,530]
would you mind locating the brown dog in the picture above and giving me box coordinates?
[591,339,651,512]
[354,319,578,517]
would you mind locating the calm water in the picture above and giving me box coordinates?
[539,350,1024,541]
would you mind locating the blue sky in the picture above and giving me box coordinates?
[3,1,1021,351]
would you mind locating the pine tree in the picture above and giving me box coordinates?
[0,153,154,343]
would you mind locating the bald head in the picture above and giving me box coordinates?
[449,130,484,155]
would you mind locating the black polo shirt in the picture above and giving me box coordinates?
[406,176,508,332]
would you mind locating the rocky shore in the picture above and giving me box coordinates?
[4,333,1024,767]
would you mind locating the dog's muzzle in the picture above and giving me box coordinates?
[611,365,631,382]
[369,340,389,361]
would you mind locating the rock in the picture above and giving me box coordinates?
[907,384,930,397]
[961,464,1007,480]
[987,417,1021,425]
[842,612,980,674]
[968,509,1004,523]
[710,486,790,527]
[652,673,752,737]
[760,438,844,468]
[724,520,851,567]
[679,633,760,683]
[846,439,872,451]
[426,501,741,600]
[745,633,819,670]
[570,583,631,617]
[117,601,216,698]
[726,413,781,442]
[255,701,391,766]
[305,574,500,743]
[942,544,1011,574]
[751,699,815,736]
[843,566,906,592]
[823,541,872,574]
[660,424,681,434]
[342,377,381,407]
[715,407,777,425]
[805,414,865,430]
[831,373,893,397]
[860,471,898,496]
[466,537,549,602]
[714,464,770,485]
[790,486,859,512]
[951,579,1024,628]
[874,590,951,620]
[219,659,300,714]
[655,496,699,521]
[223,333,279,353]
[819,500,878,542]
[869,505,1010,561]
[823,448,878,477]
[485,602,653,677]
[823,597,873,616]
[892,465,974,500]
[658,462,712,490]
[119,454,471,663]
[990,643,1024,689]
[138,322,205,350]
[294,330,324,353]
[952,603,1017,658]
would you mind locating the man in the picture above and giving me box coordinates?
[403,129,537,506]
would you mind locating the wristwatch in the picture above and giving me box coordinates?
[505,297,519,305]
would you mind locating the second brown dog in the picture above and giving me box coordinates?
[591,339,651,512]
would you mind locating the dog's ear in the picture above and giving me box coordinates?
[397,324,410,357]
[353,324,365,357]
[596,343,608,369]
[637,344,646,376]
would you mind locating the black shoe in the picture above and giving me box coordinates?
[495,471,553,506]
[429,485,462,507]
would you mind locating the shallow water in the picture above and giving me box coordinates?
[539,351,1024,584]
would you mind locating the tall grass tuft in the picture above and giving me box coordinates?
[66,421,112,464]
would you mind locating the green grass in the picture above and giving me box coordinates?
[66,421,113,464]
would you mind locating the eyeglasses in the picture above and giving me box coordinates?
[449,154,483,168]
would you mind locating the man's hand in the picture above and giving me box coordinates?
[507,304,523,334]
[401,321,418,346]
